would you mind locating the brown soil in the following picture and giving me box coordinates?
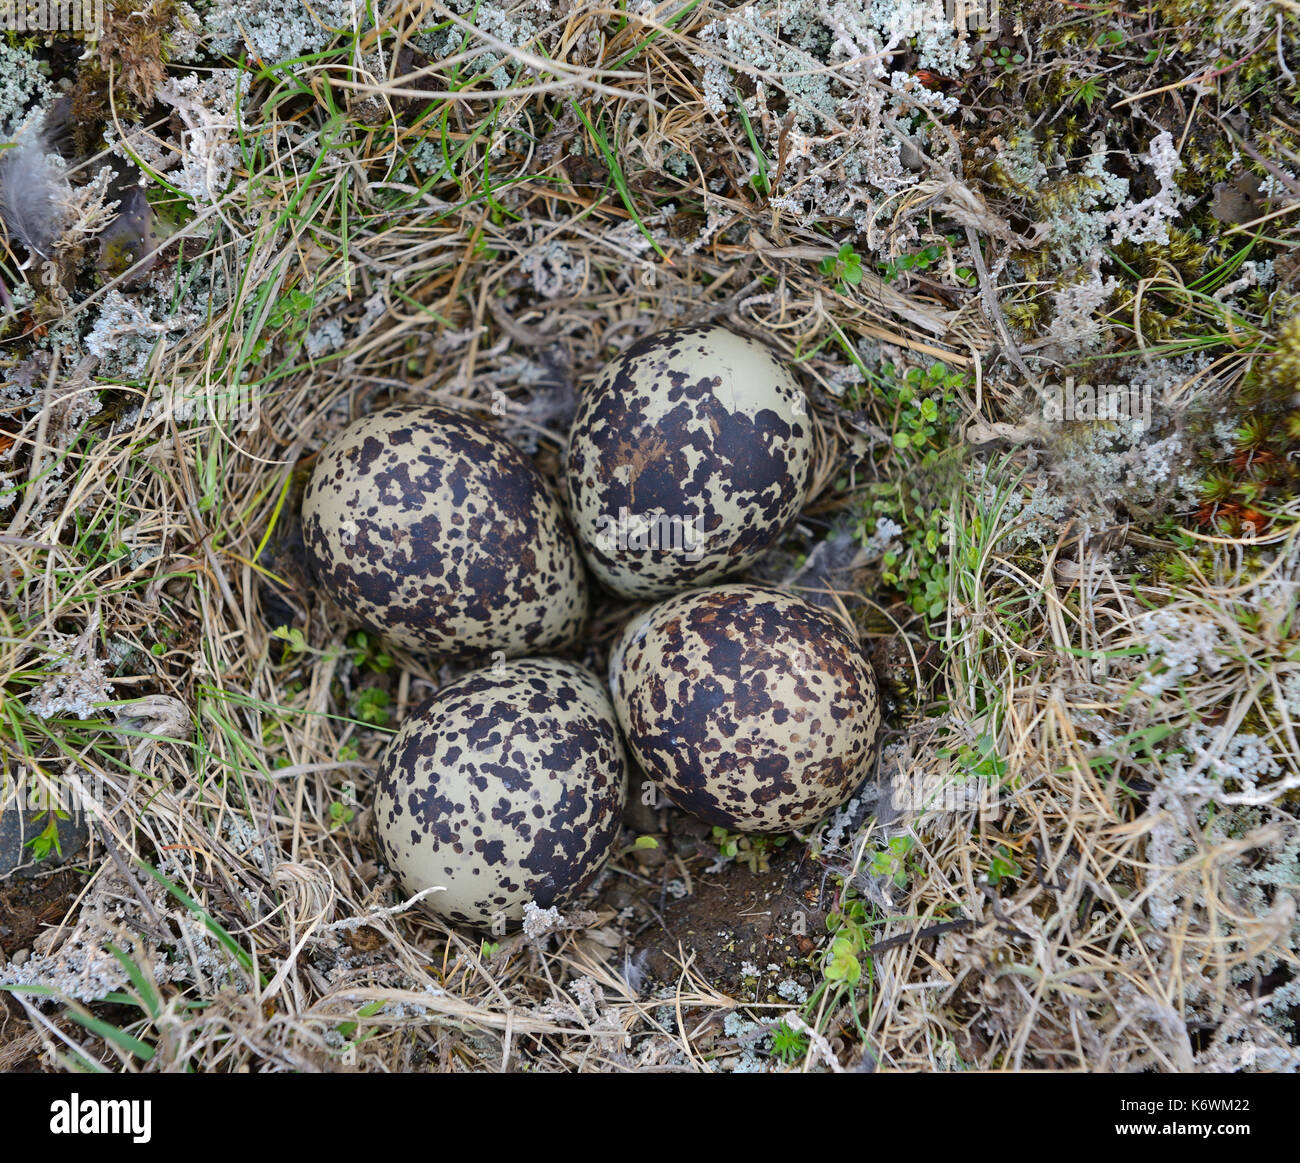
[0,869,88,1071]
[600,808,830,1000]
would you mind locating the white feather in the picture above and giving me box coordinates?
[0,117,71,260]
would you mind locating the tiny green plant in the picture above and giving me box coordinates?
[891,362,963,449]
[710,825,788,873]
[793,881,886,1046]
[880,240,939,282]
[250,286,315,362]
[23,810,68,862]
[820,243,863,293]
[353,687,391,726]
[770,1020,809,1065]
[733,96,771,197]
[1070,77,1103,111]
[798,879,877,1041]
[348,630,394,674]
[335,998,387,1059]
[869,834,919,888]
[856,360,969,619]
[939,733,1009,784]
[711,825,739,859]
[880,236,973,285]
[986,844,1022,887]
[270,624,308,657]
[823,936,862,985]
[327,801,355,830]
[985,45,1026,72]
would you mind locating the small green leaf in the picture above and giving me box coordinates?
[106,943,162,1020]
[24,816,62,862]
[825,937,861,985]
[987,844,1023,886]
[63,1010,155,1062]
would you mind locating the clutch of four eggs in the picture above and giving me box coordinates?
[302,325,881,925]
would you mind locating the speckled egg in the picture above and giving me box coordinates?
[373,658,628,928]
[609,584,881,833]
[303,404,588,658]
[565,325,814,599]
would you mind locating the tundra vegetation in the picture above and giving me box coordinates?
[0,0,1296,1072]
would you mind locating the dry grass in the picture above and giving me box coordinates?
[0,0,1297,1071]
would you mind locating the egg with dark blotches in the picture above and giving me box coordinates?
[565,324,814,599]
[372,659,628,928]
[608,584,881,833]
[302,404,588,658]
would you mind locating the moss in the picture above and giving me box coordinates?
[67,66,112,155]
[1114,227,1212,284]
[97,0,182,108]
[1262,313,1300,395]
[1004,299,1047,331]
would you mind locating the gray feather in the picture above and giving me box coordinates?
[0,120,70,260]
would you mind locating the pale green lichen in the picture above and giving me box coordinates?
[414,0,553,88]
[0,44,52,138]
[688,3,971,232]
[155,69,249,205]
[989,353,1209,551]
[194,0,362,64]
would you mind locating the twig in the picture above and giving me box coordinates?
[964,226,1034,380]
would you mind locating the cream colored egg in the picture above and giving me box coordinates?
[609,584,881,832]
[373,659,628,928]
[565,325,813,599]
[303,404,587,658]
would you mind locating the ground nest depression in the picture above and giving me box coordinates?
[0,0,1299,1073]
